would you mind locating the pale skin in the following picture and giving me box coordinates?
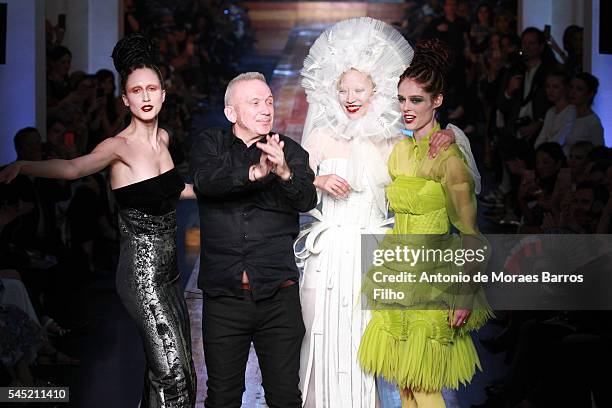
[398,76,473,407]
[569,77,595,118]
[0,67,195,199]
[398,77,471,328]
[317,69,457,199]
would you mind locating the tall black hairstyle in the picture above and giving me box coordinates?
[111,34,164,93]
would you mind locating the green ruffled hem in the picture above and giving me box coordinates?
[358,310,490,392]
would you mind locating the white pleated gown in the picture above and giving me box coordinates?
[298,158,390,408]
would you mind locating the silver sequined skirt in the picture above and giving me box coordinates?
[117,208,196,408]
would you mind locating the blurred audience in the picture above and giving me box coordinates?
[46,46,73,107]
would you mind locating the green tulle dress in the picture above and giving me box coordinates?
[358,124,492,393]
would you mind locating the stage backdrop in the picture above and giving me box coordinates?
[241,1,406,55]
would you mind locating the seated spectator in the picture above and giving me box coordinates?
[61,106,90,156]
[470,3,493,53]
[68,71,87,90]
[493,8,515,37]
[534,69,575,148]
[58,73,96,111]
[566,140,593,185]
[13,127,42,163]
[90,69,127,147]
[517,142,565,232]
[587,160,611,186]
[565,72,604,151]
[46,46,73,107]
[554,182,609,233]
[45,115,77,160]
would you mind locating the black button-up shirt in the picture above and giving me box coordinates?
[190,127,317,300]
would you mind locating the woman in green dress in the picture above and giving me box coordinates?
[358,39,491,408]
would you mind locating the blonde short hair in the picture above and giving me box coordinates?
[224,72,267,106]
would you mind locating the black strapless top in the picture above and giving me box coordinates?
[113,168,184,215]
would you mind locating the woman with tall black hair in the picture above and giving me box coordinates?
[0,34,196,407]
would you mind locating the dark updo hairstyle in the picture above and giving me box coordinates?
[399,39,452,99]
[574,72,599,105]
[111,34,164,93]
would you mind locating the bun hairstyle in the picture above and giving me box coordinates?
[399,39,452,97]
[575,72,599,105]
[111,34,164,93]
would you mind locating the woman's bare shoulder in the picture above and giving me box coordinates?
[158,127,170,144]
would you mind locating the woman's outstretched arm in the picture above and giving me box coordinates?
[0,137,122,183]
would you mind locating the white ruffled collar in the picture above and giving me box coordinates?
[301,17,414,144]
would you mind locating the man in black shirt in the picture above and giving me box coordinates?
[190,72,317,407]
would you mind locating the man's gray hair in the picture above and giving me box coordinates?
[224,72,268,106]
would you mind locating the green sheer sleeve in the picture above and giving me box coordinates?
[387,140,402,181]
[438,147,478,235]
[438,147,492,329]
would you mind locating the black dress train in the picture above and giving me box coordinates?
[113,168,196,407]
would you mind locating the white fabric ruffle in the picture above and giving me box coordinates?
[301,17,414,146]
